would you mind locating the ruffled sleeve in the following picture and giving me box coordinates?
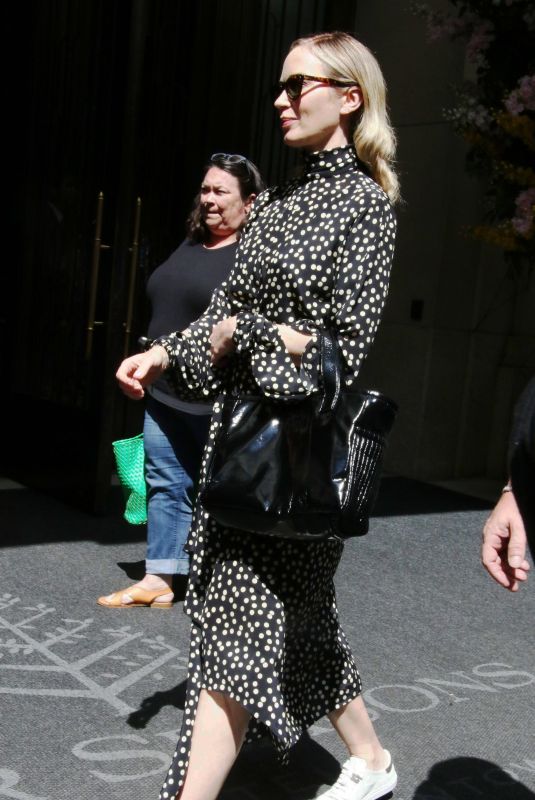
[154,284,230,402]
[232,311,317,400]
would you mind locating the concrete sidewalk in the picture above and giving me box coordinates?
[1,478,534,800]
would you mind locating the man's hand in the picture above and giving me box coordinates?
[115,345,169,400]
[481,490,531,591]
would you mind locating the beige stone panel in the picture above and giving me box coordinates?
[452,331,512,478]
[415,328,470,478]
[353,0,465,127]
[432,162,487,330]
[468,244,535,338]
[503,333,535,368]
[512,275,535,337]
[358,322,431,477]
[384,122,460,327]
[470,245,518,335]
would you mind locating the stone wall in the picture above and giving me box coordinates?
[351,1,535,480]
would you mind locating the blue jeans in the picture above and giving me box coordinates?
[144,395,211,575]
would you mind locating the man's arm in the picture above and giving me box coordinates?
[481,487,531,592]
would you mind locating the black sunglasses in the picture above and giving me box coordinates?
[210,152,256,179]
[274,73,356,101]
[211,153,249,166]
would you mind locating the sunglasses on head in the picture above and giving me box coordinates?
[274,73,356,101]
[210,153,256,179]
[211,153,248,166]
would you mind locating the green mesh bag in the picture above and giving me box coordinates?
[112,433,147,524]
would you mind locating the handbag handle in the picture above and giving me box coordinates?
[318,329,342,414]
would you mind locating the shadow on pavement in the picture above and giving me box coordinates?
[0,485,144,547]
[1,477,492,549]
[373,476,492,517]
[127,679,187,729]
[413,757,535,800]
[220,732,343,800]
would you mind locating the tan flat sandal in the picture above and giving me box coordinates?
[97,585,173,608]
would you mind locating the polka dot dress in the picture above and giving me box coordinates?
[156,145,396,799]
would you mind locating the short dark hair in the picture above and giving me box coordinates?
[186,154,265,244]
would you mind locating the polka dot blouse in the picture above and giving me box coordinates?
[156,144,396,799]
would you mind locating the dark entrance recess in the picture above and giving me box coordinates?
[3,0,359,513]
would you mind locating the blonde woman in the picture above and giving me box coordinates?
[117,31,399,800]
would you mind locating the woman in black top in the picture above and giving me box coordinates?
[98,154,264,608]
[117,32,399,800]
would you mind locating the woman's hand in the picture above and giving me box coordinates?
[116,345,169,400]
[209,317,237,366]
[276,325,312,367]
[208,318,312,368]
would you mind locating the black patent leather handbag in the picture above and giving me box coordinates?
[200,331,398,540]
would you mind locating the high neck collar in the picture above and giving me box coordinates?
[303,144,360,177]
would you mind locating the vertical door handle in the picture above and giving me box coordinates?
[85,192,110,359]
[123,197,142,357]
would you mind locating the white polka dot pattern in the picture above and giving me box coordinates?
[156,145,396,799]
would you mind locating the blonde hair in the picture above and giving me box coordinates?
[291,32,400,204]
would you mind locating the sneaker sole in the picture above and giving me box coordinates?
[364,775,398,800]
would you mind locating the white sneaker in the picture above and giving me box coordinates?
[316,750,397,800]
